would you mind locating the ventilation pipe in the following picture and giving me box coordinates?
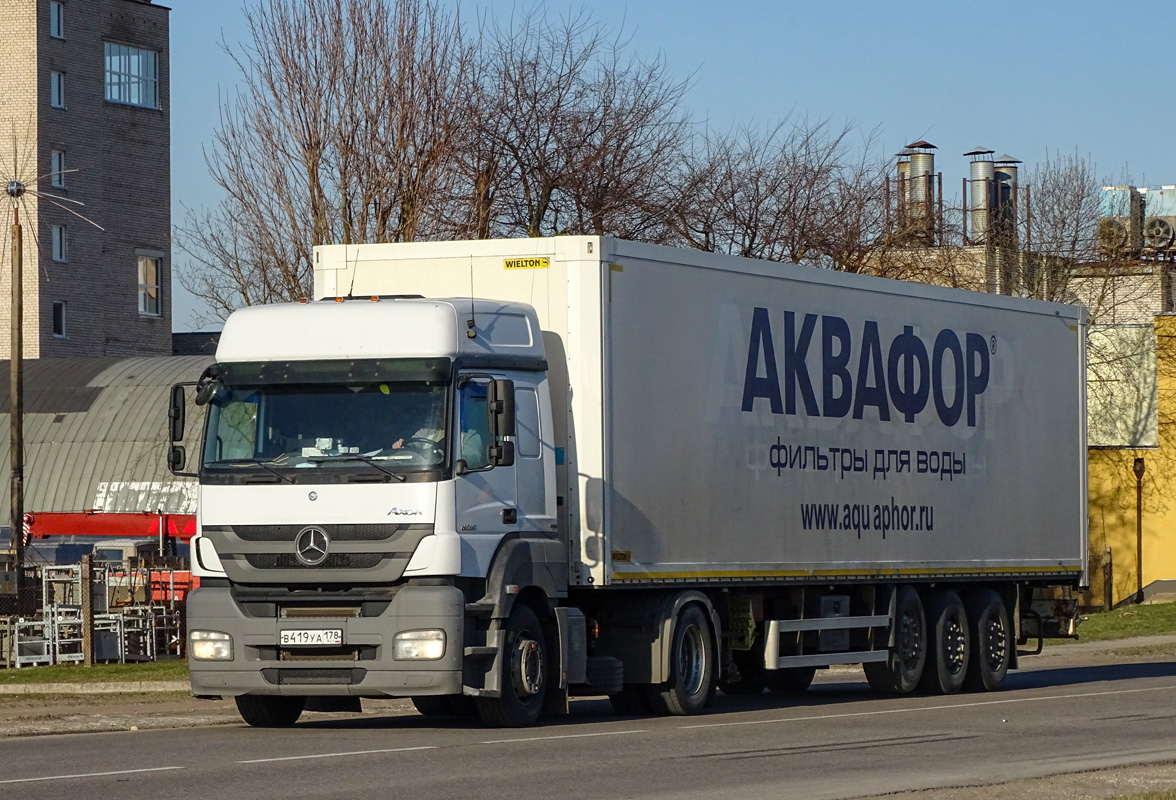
[965,146,996,244]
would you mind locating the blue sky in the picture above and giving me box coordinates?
[169,0,1173,329]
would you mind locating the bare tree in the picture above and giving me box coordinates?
[659,116,886,268]
[177,0,470,318]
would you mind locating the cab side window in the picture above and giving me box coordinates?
[459,380,491,470]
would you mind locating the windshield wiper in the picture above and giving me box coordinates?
[306,454,407,482]
[212,458,294,484]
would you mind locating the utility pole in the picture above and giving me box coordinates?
[1134,457,1146,604]
[6,180,23,571]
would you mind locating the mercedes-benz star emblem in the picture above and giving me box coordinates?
[294,526,330,566]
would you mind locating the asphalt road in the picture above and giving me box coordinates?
[3,652,1176,800]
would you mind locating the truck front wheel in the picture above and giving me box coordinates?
[864,585,926,695]
[235,695,305,728]
[476,604,547,728]
[647,604,714,715]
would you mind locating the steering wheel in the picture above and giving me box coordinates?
[400,437,444,456]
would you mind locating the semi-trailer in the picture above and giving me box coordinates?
[174,236,1087,727]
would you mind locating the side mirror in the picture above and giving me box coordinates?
[489,379,515,438]
[169,384,186,442]
[489,440,515,468]
[168,445,187,473]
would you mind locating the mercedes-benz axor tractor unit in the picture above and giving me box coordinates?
[173,236,1088,728]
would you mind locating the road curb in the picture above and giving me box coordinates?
[0,681,189,695]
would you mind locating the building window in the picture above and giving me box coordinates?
[138,255,161,316]
[50,150,66,188]
[49,2,64,38]
[50,71,65,108]
[52,302,66,338]
[104,43,158,109]
[51,224,67,262]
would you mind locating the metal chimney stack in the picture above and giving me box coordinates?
[993,154,1022,245]
[965,146,996,243]
[896,149,912,227]
[904,140,937,241]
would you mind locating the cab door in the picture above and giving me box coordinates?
[454,375,517,576]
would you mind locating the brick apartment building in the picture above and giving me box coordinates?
[0,0,170,357]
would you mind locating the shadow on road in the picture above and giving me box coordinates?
[292,660,1176,732]
[1006,660,1176,691]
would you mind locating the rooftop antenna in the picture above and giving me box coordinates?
[345,241,361,299]
[466,255,476,339]
[3,121,103,571]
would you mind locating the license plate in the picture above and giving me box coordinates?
[280,629,343,646]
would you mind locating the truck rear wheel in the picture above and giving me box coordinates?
[918,590,970,695]
[476,604,547,728]
[963,590,1010,692]
[864,585,926,695]
[235,695,305,728]
[647,604,714,715]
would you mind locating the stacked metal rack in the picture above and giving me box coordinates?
[0,562,191,668]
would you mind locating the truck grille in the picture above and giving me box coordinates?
[265,668,366,686]
[229,523,422,542]
[243,553,384,570]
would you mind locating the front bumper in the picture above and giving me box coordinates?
[187,584,464,697]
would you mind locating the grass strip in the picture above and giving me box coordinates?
[0,660,188,684]
[1050,601,1176,644]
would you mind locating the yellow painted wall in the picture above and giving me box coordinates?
[1087,314,1176,606]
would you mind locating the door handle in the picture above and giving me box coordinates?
[502,508,517,525]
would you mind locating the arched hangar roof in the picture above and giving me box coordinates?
[0,356,212,518]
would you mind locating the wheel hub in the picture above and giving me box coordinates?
[984,616,1007,670]
[945,617,967,674]
[898,610,922,669]
[678,624,707,695]
[511,637,544,700]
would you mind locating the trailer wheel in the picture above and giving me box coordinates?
[918,590,970,695]
[235,695,305,728]
[647,604,714,715]
[864,585,926,695]
[765,667,816,694]
[476,604,547,728]
[963,590,1011,692]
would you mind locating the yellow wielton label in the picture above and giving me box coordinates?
[504,257,550,270]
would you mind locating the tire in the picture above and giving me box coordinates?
[765,666,816,694]
[475,604,548,728]
[918,589,970,695]
[647,604,714,716]
[963,589,1011,692]
[718,636,766,696]
[412,695,476,717]
[609,684,653,715]
[864,585,926,695]
[235,695,305,728]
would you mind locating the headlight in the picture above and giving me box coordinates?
[393,629,445,660]
[190,630,233,661]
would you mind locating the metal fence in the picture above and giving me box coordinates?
[0,558,190,668]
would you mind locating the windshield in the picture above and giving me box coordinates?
[202,382,447,472]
